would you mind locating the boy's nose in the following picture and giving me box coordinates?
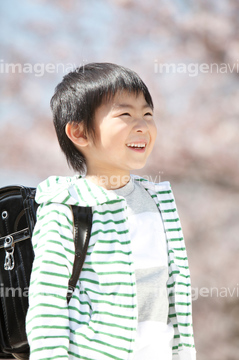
[134,118,148,133]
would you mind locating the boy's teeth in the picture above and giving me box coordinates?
[127,143,146,148]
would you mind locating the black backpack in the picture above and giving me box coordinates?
[0,185,92,359]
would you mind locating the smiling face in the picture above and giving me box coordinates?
[84,91,157,184]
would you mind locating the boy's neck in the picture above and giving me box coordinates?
[85,171,131,190]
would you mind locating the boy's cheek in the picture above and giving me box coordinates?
[152,122,158,138]
[150,127,157,147]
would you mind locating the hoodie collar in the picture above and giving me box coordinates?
[36,175,123,207]
[35,175,170,207]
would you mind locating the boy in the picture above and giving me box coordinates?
[26,63,196,360]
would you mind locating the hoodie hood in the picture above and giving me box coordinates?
[35,175,122,207]
[35,175,171,207]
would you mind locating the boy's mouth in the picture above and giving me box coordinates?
[126,142,147,152]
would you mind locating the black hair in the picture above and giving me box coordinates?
[50,62,154,174]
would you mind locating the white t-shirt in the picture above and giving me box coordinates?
[110,179,174,360]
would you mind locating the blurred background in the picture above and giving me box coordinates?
[0,0,239,359]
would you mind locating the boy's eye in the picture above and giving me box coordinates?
[121,113,131,116]
[144,112,153,116]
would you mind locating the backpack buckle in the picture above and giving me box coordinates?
[4,236,15,270]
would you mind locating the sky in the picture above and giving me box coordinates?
[0,0,236,185]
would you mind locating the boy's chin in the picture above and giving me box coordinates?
[128,163,147,171]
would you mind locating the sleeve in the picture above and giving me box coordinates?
[163,184,196,360]
[26,202,75,360]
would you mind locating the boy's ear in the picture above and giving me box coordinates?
[65,122,89,147]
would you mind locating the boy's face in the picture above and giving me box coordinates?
[84,91,157,180]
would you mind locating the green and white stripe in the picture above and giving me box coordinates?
[26,175,196,360]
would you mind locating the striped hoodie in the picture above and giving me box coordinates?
[26,175,196,360]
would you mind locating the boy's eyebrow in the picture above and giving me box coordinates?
[112,103,153,110]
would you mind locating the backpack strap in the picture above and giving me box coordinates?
[66,206,92,304]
